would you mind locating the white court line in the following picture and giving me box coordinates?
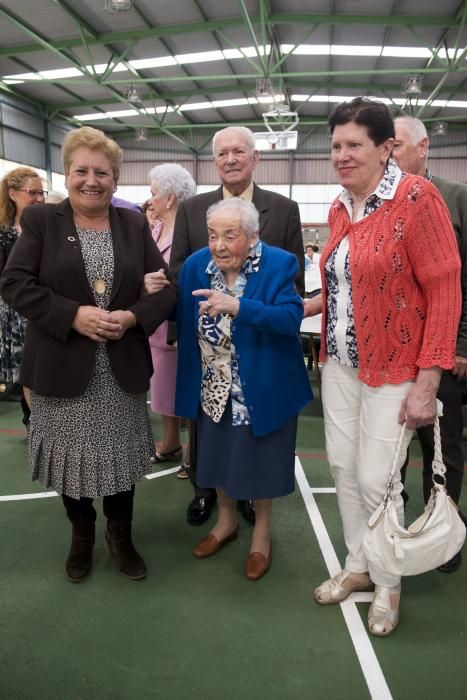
[0,490,59,502]
[0,466,179,501]
[295,457,393,700]
[144,465,179,479]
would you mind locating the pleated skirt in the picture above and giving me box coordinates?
[29,346,155,499]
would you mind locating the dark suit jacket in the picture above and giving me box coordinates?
[432,175,467,357]
[0,200,177,397]
[169,183,305,295]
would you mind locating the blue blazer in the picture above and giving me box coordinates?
[175,242,313,436]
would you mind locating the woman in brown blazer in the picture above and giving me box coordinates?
[0,126,177,583]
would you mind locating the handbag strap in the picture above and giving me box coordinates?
[385,415,446,501]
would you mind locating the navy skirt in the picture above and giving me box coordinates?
[196,402,297,500]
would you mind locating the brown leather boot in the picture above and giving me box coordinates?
[66,519,95,582]
[105,520,147,580]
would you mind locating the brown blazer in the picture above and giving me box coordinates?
[0,199,177,397]
[169,183,305,295]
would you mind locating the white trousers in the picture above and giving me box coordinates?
[322,359,414,587]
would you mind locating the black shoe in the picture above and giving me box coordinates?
[437,550,462,574]
[187,496,216,526]
[237,499,256,526]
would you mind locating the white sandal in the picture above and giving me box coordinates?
[368,584,401,637]
[314,570,373,605]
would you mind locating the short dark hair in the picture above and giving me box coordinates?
[328,97,395,145]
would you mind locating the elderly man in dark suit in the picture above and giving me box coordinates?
[170,125,305,527]
[393,115,467,573]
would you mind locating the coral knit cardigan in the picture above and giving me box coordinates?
[319,174,461,387]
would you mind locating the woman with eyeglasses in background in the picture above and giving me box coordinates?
[0,167,46,425]
[142,199,159,232]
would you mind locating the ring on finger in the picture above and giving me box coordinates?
[97,327,101,335]
[207,302,212,309]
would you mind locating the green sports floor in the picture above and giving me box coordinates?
[1,384,466,700]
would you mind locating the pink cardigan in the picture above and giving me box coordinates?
[320,174,461,387]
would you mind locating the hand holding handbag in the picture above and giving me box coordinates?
[363,416,466,577]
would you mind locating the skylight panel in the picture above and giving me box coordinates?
[90,63,128,74]
[331,45,382,56]
[130,57,177,69]
[382,46,432,58]
[281,44,331,55]
[4,72,42,80]
[39,68,83,79]
[175,50,224,65]
[178,101,213,111]
[211,98,250,108]
[75,109,139,120]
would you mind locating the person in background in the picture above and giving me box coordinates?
[0,167,46,425]
[393,114,467,573]
[145,164,196,479]
[142,199,159,232]
[1,126,177,583]
[175,198,312,580]
[111,194,143,213]
[169,125,305,528]
[312,98,460,636]
[304,243,322,299]
[304,244,314,271]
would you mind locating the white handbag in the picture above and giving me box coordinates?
[363,416,466,577]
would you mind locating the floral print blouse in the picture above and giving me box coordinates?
[325,159,403,367]
[198,241,262,425]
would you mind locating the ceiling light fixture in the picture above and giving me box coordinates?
[256,78,274,99]
[135,128,148,142]
[431,121,448,136]
[402,74,423,95]
[103,0,132,12]
[126,85,140,103]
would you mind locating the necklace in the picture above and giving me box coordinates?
[94,278,106,294]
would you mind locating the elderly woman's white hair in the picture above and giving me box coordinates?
[148,163,196,202]
[206,197,259,238]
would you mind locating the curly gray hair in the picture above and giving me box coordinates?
[148,163,196,202]
[206,197,259,238]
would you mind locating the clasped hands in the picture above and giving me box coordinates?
[72,305,136,343]
[193,289,240,319]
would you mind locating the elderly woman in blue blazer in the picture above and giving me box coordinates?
[176,197,312,580]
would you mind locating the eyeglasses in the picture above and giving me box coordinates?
[17,188,48,199]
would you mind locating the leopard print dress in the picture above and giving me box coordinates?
[0,225,26,382]
[28,226,155,499]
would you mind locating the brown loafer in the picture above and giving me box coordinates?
[193,526,239,559]
[245,547,272,581]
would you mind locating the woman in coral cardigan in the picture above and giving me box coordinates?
[311,98,461,637]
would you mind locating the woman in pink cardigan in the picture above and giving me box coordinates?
[312,98,461,637]
[147,164,196,476]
